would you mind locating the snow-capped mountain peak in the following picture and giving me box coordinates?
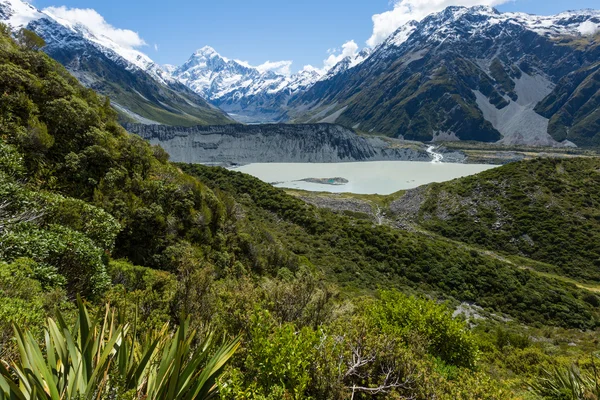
[384,20,419,48]
[372,5,600,59]
[0,0,232,126]
[0,0,42,28]
[172,46,322,103]
[0,0,176,85]
[194,45,222,58]
[320,47,372,81]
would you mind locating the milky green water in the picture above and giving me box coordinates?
[233,161,497,195]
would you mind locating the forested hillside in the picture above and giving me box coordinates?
[2,26,600,399]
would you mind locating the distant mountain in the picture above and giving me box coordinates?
[0,0,232,126]
[4,0,599,144]
[288,6,600,146]
[171,46,322,123]
[535,36,600,146]
[165,6,600,146]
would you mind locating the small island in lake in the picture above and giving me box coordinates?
[297,177,349,186]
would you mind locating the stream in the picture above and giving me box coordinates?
[426,146,444,163]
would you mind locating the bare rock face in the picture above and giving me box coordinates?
[124,123,430,164]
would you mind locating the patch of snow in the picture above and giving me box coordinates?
[0,0,178,87]
[1,0,41,28]
[387,20,419,48]
[578,20,600,36]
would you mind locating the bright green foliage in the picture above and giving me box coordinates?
[1,301,129,399]
[0,144,120,297]
[0,141,25,178]
[139,321,240,400]
[367,291,478,368]
[220,299,507,400]
[16,29,46,51]
[222,310,319,400]
[0,26,226,281]
[106,259,177,333]
[44,195,121,251]
[1,224,110,297]
[0,299,240,400]
[0,259,56,353]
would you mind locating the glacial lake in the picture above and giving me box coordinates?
[233,161,498,195]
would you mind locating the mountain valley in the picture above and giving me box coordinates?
[1,1,600,399]
[3,0,600,148]
[151,6,600,147]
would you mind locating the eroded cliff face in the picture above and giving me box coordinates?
[124,123,431,164]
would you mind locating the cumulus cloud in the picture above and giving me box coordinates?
[322,40,359,71]
[256,60,293,76]
[234,59,293,76]
[578,20,600,36]
[366,0,510,47]
[43,6,147,49]
[300,65,321,73]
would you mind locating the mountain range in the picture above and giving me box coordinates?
[287,7,600,146]
[2,0,600,146]
[0,0,232,126]
[167,7,600,146]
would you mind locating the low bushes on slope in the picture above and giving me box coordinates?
[182,164,600,329]
[403,158,600,282]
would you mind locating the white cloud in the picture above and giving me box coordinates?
[322,40,359,71]
[154,44,159,51]
[300,65,320,73]
[578,20,600,36]
[256,60,293,76]
[234,59,293,76]
[43,6,147,49]
[366,0,510,47]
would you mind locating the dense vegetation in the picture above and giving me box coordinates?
[0,299,240,399]
[396,158,600,283]
[183,163,599,329]
[2,26,600,399]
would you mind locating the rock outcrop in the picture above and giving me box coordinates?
[125,123,430,164]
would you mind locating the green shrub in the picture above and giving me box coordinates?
[366,291,479,368]
[44,195,121,251]
[221,310,319,400]
[0,224,109,297]
[16,28,46,50]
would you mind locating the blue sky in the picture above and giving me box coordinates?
[31,0,600,72]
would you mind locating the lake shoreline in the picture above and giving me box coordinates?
[232,160,497,195]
